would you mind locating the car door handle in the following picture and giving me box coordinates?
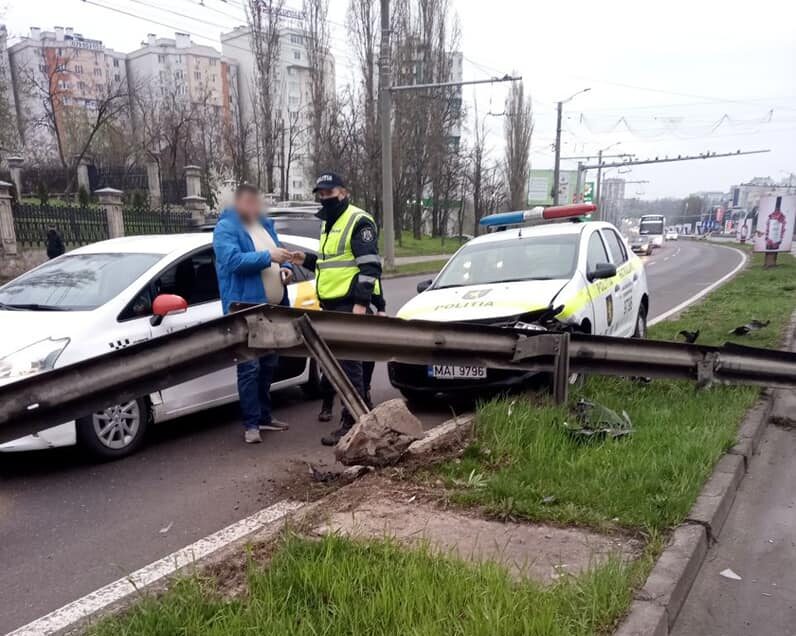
[633,273,638,282]
[614,285,620,292]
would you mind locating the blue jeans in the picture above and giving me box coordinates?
[236,354,278,430]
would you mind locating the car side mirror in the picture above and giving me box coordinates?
[416,279,433,293]
[150,293,188,326]
[587,262,616,282]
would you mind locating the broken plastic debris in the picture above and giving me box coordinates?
[541,495,557,505]
[159,522,173,534]
[719,568,742,581]
[678,329,700,343]
[563,399,633,441]
[729,319,769,336]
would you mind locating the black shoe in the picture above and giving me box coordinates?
[318,406,333,422]
[321,427,348,446]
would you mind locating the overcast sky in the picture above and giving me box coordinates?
[4,0,795,198]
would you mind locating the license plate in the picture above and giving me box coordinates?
[429,364,487,379]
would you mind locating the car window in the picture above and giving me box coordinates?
[602,229,628,264]
[586,232,610,272]
[0,253,161,311]
[434,234,579,288]
[119,248,219,321]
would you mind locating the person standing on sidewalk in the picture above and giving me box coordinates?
[213,184,293,444]
[290,172,382,446]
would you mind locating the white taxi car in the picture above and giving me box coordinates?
[0,233,320,459]
[388,218,649,399]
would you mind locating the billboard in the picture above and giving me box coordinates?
[527,170,579,205]
[753,195,795,253]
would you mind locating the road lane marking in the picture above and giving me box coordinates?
[8,499,303,636]
[649,244,747,326]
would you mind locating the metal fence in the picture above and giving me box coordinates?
[12,202,109,248]
[124,205,194,236]
[160,178,187,205]
[20,166,69,196]
[89,165,148,192]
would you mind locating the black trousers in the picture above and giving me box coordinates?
[321,361,374,406]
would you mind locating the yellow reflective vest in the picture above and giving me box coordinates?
[316,203,382,301]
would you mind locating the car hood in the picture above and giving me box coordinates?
[0,310,93,357]
[396,280,568,322]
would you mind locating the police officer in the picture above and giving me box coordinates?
[290,172,383,446]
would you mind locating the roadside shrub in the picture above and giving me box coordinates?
[78,185,90,207]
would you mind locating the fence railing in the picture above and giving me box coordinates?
[12,202,110,248]
[89,166,148,192]
[123,205,195,236]
[20,166,69,195]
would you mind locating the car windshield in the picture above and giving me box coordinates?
[639,220,664,235]
[434,234,579,289]
[0,253,161,311]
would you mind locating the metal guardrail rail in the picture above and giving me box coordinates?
[1,304,794,444]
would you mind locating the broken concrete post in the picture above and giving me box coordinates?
[335,398,424,466]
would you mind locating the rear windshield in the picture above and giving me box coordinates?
[0,253,161,311]
[434,234,580,289]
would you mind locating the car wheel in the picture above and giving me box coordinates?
[633,305,648,339]
[301,359,323,398]
[76,398,149,460]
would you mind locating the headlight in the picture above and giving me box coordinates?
[0,338,70,380]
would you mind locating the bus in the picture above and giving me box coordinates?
[639,214,666,248]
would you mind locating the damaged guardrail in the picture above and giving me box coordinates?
[1,304,795,444]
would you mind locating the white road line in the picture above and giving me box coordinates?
[649,244,747,326]
[8,499,303,636]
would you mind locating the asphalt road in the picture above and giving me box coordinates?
[0,239,745,634]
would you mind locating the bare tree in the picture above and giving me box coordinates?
[279,108,305,200]
[245,0,285,194]
[21,56,131,192]
[503,77,533,210]
[466,99,504,234]
[222,76,253,185]
[303,0,331,178]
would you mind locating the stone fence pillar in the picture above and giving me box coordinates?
[184,165,202,198]
[146,159,162,207]
[183,195,207,225]
[7,156,23,197]
[76,156,92,193]
[96,187,124,238]
[0,181,18,255]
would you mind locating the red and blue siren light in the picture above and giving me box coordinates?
[479,203,597,228]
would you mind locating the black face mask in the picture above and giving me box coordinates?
[319,196,348,218]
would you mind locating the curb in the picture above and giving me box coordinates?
[616,310,796,636]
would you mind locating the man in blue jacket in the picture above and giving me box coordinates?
[213,184,293,444]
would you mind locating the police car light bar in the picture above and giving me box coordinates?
[480,203,597,227]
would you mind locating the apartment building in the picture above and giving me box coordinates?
[8,26,127,158]
[221,15,335,198]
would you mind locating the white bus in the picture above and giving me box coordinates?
[639,214,666,248]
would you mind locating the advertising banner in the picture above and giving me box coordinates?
[753,195,795,253]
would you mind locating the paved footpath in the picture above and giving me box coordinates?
[673,423,796,636]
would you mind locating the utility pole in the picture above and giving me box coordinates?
[379,0,395,269]
[553,101,563,205]
[552,87,590,206]
[595,149,603,214]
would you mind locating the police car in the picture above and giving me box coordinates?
[388,204,649,399]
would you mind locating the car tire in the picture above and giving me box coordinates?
[633,305,648,339]
[76,398,149,460]
[301,359,323,398]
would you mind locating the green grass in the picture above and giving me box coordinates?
[385,258,449,278]
[439,252,795,532]
[381,231,464,257]
[88,533,648,636]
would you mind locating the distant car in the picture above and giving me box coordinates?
[629,235,653,256]
[665,228,679,241]
[388,220,649,401]
[0,233,320,459]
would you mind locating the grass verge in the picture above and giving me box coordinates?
[439,251,795,532]
[384,258,449,278]
[381,231,463,257]
[88,533,651,636]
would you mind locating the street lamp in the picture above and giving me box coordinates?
[553,87,591,205]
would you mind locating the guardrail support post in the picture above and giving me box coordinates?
[552,332,570,405]
[0,180,18,255]
[96,187,124,238]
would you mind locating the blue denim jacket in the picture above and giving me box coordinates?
[212,207,291,314]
